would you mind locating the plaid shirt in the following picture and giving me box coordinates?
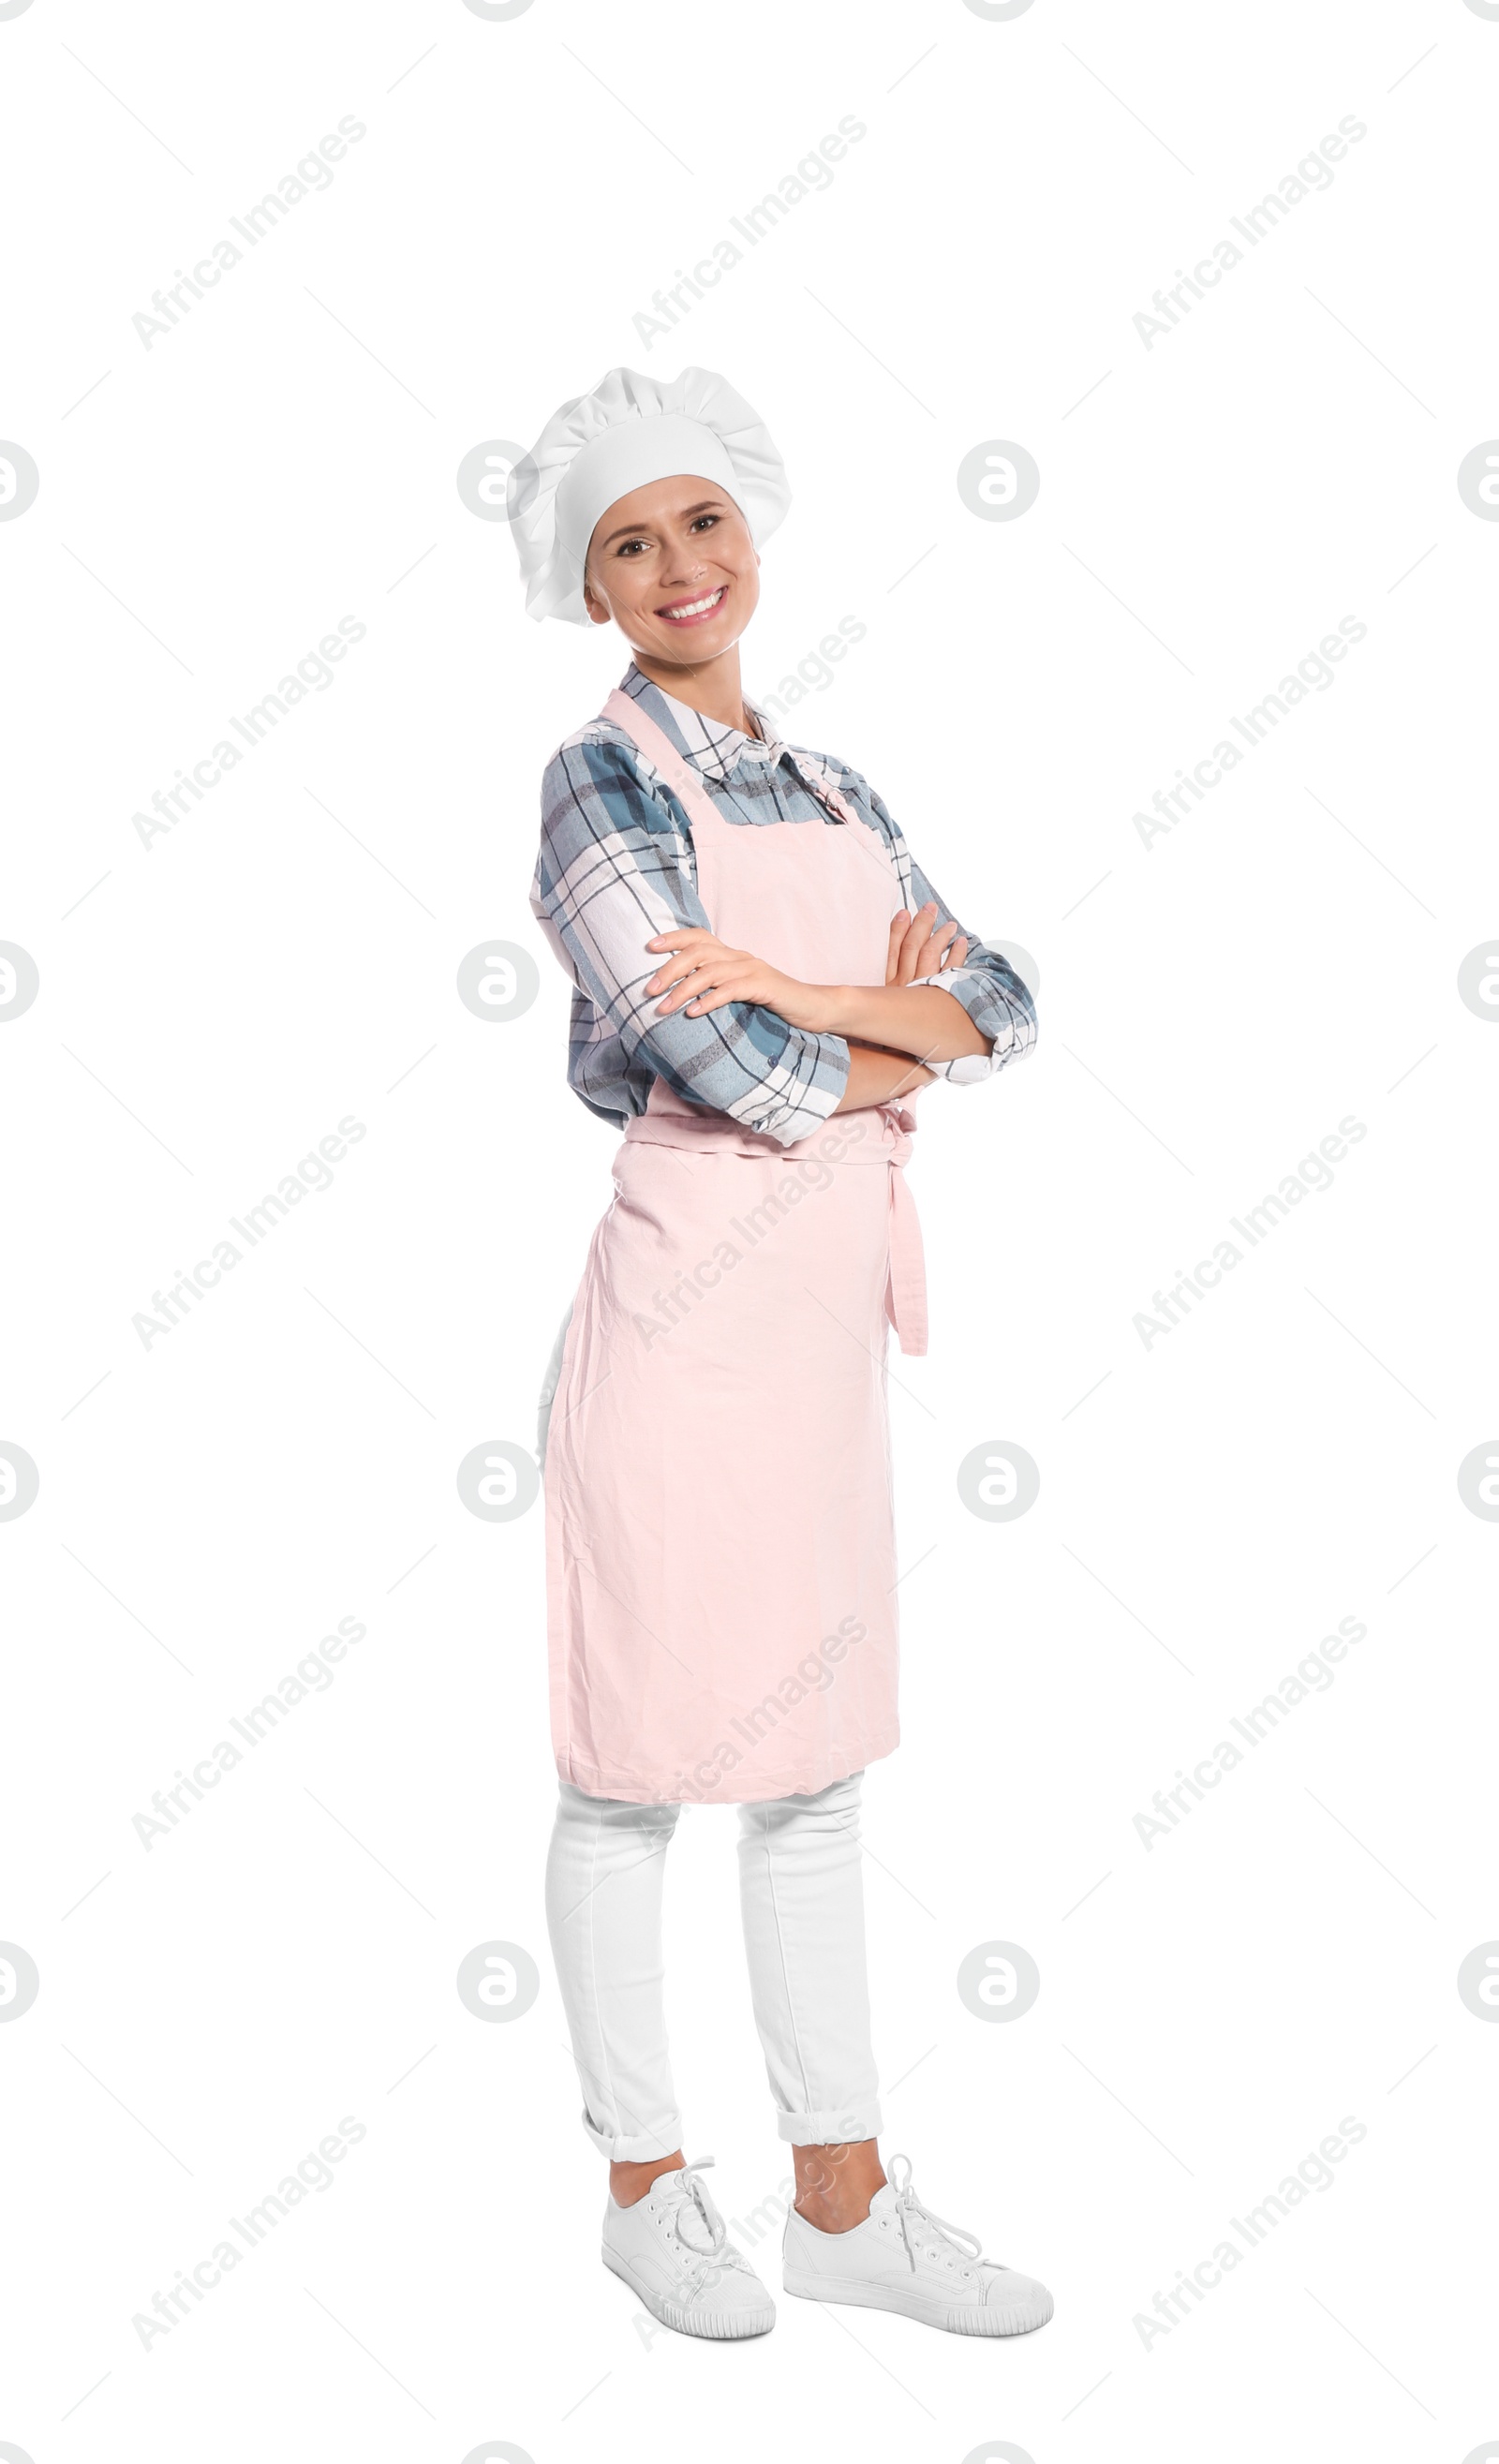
[530,662,1037,1145]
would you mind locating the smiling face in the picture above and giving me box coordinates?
[581,475,760,671]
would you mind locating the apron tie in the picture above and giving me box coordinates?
[875,1102,928,1358]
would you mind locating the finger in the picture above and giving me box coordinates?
[887,906,927,980]
[645,928,712,953]
[644,935,717,984]
[912,920,962,979]
[681,967,753,1016]
[654,966,717,1014]
[657,958,754,1016]
[645,938,726,995]
[646,961,700,998]
[893,903,938,986]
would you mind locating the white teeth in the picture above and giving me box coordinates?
[660,588,724,619]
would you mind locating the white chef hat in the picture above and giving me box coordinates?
[507,364,791,626]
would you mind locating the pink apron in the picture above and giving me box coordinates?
[543,690,928,1806]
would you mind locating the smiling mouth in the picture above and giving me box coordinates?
[657,585,727,623]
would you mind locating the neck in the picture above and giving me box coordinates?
[631,645,750,735]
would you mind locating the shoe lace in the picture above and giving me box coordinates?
[885,2153,985,2276]
[664,2158,751,2300]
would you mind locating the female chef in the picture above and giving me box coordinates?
[514,365,1049,2344]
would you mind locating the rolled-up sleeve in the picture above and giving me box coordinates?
[855,783,1037,1084]
[532,732,851,1144]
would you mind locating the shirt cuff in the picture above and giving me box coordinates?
[726,1032,851,1145]
[923,966,1036,1084]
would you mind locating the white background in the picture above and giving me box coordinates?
[3,0,1496,2458]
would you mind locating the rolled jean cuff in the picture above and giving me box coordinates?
[580,2104,684,2164]
[774,2100,883,2146]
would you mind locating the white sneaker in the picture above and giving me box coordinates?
[782,2153,1053,2338]
[602,2158,776,2339]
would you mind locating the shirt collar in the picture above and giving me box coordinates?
[619,661,787,785]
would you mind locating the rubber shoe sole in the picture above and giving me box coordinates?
[602,2247,776,2339]
[782,2267,1052,2337]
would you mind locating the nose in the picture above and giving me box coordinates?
[659,544,708,589]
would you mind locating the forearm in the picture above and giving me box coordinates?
[833,1040,936,1112]
[644,918,994,1078]
[820,983,991,1064]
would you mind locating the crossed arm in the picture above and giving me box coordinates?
[644,901,991,1112]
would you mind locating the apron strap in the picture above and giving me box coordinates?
[601,688,727,837]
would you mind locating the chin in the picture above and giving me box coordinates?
[663,628,734,653]
[648,625,736,661]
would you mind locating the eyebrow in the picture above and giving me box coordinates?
[595,497,728,551]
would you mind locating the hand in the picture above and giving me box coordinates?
[643,927,834,1031]
[886,901,968,987]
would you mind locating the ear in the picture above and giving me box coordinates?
[582,584,612,628]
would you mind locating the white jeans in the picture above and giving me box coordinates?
[544,1772,883,2160]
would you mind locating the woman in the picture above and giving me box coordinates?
[515,366,1049,2342]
